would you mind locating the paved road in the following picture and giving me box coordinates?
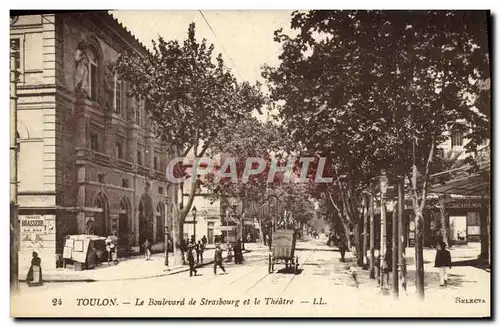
[11,238,490,317]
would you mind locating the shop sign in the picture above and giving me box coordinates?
[20,215,45,249]
[445,199,484,209]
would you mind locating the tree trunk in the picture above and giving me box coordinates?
[392,208,399,297]
[354,221,363,266]
[439,195,449,247]
[171,189,186,266]
[362,195,369,269]
[258,218,265,244]
[369,192,375,278]
[414,209,425,300]
[479,205,489,260]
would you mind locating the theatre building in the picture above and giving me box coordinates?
[11,12,175,273]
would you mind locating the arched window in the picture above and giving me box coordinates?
[156,202,165,243]
[87,48,99,101]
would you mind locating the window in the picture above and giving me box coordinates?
[137,150,142,166]
[114,77,122,114]
[90,133,99,152]
[24,33,43,71]
[122,179,129,188]
[154,156,159,171]
[116,141,124,160]
[451,131,463,147]
[88,49,99,101]
[97,173,105,183]
[10,39,20,71]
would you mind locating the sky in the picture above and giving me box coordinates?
[111,10,297,121]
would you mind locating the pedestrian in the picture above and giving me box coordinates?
[143,239,152,260]
[349,264,359,289]
[106,240,113,265]
[202,235,207,247]
[435,240,452,286]
[226,241,233,262]
[265,234,271,249]
[110,241,118,265]
[187,244,197,277]
[247,233,251,243]
[190,235,195,245]
[26,251,43,287]
[213,243,227,275]
[196,240,204,263]
[235,239,244,264]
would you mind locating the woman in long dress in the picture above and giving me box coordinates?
[26,251,43,287]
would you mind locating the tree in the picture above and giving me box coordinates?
[114,23,265,263]
[204,115,316,240]
[264,10,490,299]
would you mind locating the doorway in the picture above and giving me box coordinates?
[449,216,467,245]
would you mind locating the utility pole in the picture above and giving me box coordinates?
[369,190,375,279]
[10,51,20,292]
[397,181,406,294]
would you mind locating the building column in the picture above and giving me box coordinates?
[127,125,138,165]
[146,132,154,170]
[103,115,115,158]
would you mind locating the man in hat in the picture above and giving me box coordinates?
[187,244,197,277]
[214,243,226,275]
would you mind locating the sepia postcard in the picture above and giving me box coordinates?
[9,9,491,318]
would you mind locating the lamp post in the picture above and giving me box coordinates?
[192,206,197,244]
[164,226,169,268]
[379,169,389,291]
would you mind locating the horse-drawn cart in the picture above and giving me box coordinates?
[268,230,299,274]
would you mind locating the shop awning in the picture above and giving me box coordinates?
[430,171,490,197]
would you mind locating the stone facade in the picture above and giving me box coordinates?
[11,12,175,272]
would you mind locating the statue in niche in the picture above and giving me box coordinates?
[74,42,89,96]
[104,62,115,110]
[85,218,94,235]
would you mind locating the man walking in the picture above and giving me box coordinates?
[196,240,204,264]
[214,243,227,275]
[435,241,452,286]
[187,244,197,277]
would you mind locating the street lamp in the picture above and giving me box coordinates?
[192,206,197,244]
[379,169,389,292]
[164,226,169,268]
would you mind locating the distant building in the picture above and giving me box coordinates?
[10,12,175,273]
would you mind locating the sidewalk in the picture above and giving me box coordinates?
[21,245,257,283]
[350,242,490,301]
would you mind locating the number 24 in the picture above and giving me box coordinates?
[52,298,62,306]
